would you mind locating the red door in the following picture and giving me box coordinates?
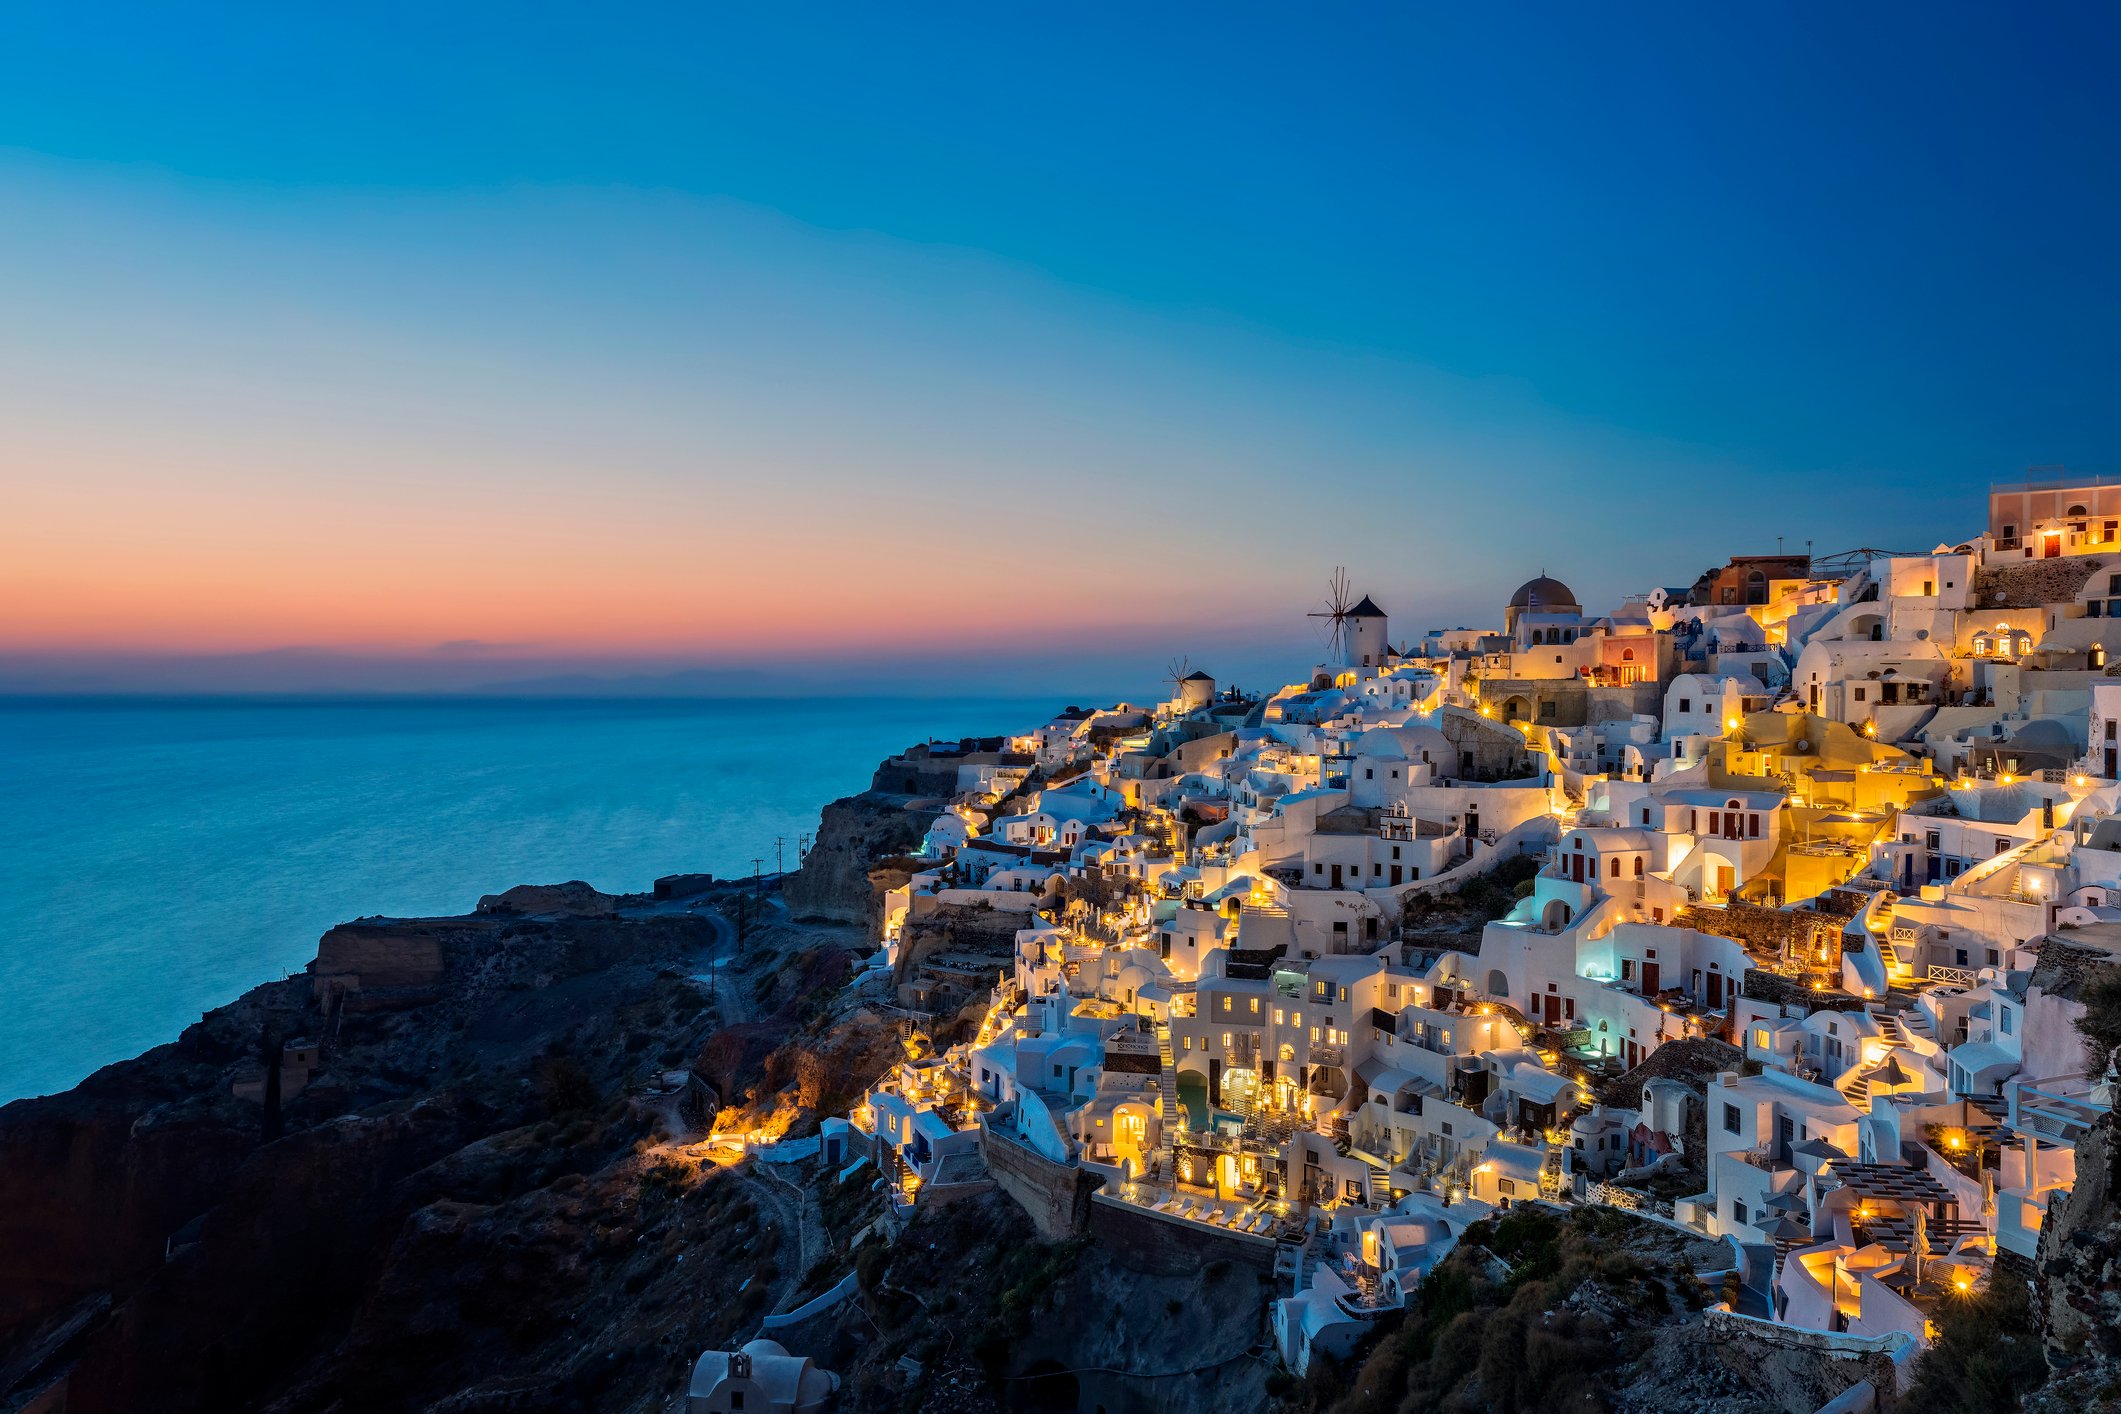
[1641,961,1661,996]
[2045,534,2062,558]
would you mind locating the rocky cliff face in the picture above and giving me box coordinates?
[2028,1113,2121,1410]
[781,792,926,927]
[0,886,766,1414]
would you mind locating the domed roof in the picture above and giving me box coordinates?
[1509,574,1579,612]
[1352,727,1408,760]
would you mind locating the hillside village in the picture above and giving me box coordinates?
[707,474,2121,1411]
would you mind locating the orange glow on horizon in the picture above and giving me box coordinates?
[3,467,1266,658]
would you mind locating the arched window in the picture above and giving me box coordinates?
[1622,647,1635,661]
[2017,634,2034,656]
[2070,504,2088,516]
[1634,856,1645,878]
[1973,635,1991,655]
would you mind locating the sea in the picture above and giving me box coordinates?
[0,695,1052,1105]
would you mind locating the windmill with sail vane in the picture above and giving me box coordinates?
[1308,568,1389,686]
[1164,655,1216,714]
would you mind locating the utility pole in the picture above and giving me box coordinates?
[775,836,786,877]
[751,857,763,897]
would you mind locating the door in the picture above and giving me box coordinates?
[2107,747,2116,778]
[1390,865,1403,886]
[1330,863,1342,888]
[1706,971,1723,1008]
[2045,534,2062,558]
[1466,809,1480,838]
[1641,961,1660,996]
[1544,995,1561,1025]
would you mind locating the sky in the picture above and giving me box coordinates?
[3,3,2118,697]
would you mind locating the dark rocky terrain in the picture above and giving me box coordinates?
[0,872,874,1414]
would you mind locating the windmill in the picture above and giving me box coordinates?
[1164,655,1193,704]
[1309,567,1357,664]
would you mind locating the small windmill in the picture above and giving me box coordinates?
[1164,655,1193,705]
[1309,567,1357,663]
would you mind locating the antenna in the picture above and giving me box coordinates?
[1308,567,1357,662]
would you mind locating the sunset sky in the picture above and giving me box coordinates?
[4,4,2118,694]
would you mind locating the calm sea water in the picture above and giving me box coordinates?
[0,696,1047,1103]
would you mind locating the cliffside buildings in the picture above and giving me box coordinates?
[830,472,2121,1383]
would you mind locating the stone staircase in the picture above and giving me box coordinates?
[1156,1022,1182,1128]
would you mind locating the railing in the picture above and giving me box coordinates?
[1927,965,1979,988]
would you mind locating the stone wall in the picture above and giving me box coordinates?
[1973,557,2106,610]
[1699,1307,1910,1412]
[1085,1194,1280,1278]
[979,1124,1101,1242]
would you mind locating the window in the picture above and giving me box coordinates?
[1854,687,1866,702]
[2001,1007,2014,1035]
[1732,1199,1748,1226]
[1679,698,1692,713]
[1498,1178,1517,1196]
[1753,1028,1770,1049]
[1221,996,1232,1014]
[1221,1032,1234,1050]
[1249,997,1260,1015]
[1722,1103,1741,1134]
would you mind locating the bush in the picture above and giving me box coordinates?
[1905,1276,2047,1413]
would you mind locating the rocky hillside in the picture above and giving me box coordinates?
[0,874,880,1414]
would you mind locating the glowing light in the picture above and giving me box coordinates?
[1725,717,1740,733]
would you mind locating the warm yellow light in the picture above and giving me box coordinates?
[1953,1272,1973,1294]
[1725,717,1740,733]
[2076,775,2091,788]
[1863,721,1877,738]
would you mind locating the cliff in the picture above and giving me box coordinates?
[781,792,927,926]
[0,882,814,1414]
[2029,1112,2121,1410]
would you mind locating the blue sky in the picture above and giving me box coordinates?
[3,3,2117,696]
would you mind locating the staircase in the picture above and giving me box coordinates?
[1156,1022,1182,1128]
